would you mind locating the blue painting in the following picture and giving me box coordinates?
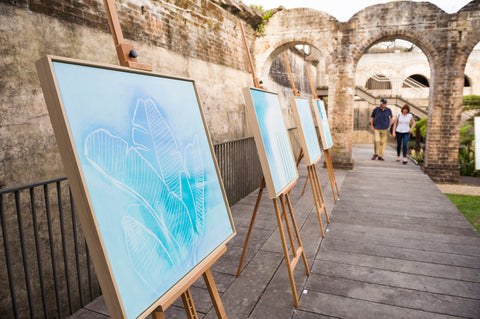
[292,97,322,165]
[51,61,234,318]
[245,88,298,198]
[314,99,333,149]
[475,117,480,170]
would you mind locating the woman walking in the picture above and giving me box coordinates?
[392,104,416,164]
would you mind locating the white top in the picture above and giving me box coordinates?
[396,113,413,133]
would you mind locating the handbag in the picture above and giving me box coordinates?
[390,114,400,135]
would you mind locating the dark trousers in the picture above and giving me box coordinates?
[396,132,410,157]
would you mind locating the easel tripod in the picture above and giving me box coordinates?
[303,67,341,204]
[236,21,310,307]
[102,0,227,318]
[283,52,330,237]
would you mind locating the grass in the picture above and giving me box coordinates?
[446,194,480,233]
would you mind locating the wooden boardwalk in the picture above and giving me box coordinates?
[71,145,480,319]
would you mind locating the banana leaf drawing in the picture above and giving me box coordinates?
[84,98,206,293]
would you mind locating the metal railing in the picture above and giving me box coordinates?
[0,178,101,319]
[0,136,266,318]
[214,137,263,205]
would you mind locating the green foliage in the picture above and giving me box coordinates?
[249,4,273,33]
[446,194,480,233]
[255,23,265,33]
[410,148,425,166]
[249,4,265,12]
[463,95,480,107]
[462,95,480,113]
[262,9,273,20]
[458,123,478,176]
[411,117,428,139]
[458,146,478,177]
[459,124,474,147]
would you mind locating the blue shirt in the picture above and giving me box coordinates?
[371,107,392,130]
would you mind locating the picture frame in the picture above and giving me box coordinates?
[243,87,298,199]
[312,99,333,150]
[475,117,479,171]
[290,96,322,166]
[36,56,235,319]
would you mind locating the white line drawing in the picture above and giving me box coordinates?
[84,98,206,292]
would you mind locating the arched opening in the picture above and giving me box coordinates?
[464,75,471,87]
[365,75,392,90]
[460,42,480,177]
[264,42,325,99]
[403,74,429,87]
[261,41,326,158]
[354,38,431,158]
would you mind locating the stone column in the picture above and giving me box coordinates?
[327,52,355,169]
[422,54,463,183]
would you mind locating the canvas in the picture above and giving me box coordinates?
[312,99,333,150]
[243,87,298,199]
[37,57,234,319]
[290,97,322,166]
[476,117,480,170]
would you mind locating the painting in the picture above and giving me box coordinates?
[312,99,333,150]
[243,87,298,199]
[476,117,479,170]
[36,57,235,319]
[290,97,322,166]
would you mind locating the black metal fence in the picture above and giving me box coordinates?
[0,178,101,319]
[0,136,265,318]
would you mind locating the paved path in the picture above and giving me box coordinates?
[70,145,480,319]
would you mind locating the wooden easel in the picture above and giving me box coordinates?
[283,52,329,237]
[102,1,226,318]
[236,21,310,307]
[305,67,340,203]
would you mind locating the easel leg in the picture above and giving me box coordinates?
[236,179,265,276]
[285,194,310,276]
[324,150,340,202]
[181,289,198,319]
[273,198,300,308]
[312,165,330,223]
[152,309,166,319]
[300,176,308,197]
[296,148,304,168]
[308,166,325,237]
[279,195,298,257]
[203,269,227,319]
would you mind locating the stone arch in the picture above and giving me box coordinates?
[351,32,438,77]
[259,40,324,85]
[252,8,337,83]
[403,74,430,87]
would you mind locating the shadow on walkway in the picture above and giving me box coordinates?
[71,145,480,319]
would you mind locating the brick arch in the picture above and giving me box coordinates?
[252,8,337,81]
[350,32,438,75]
[258,40,326,83]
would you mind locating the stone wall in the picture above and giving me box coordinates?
[0,1,315,188]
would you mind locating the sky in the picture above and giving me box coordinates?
[241,0,472,22]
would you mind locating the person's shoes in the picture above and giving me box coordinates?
[378,157,384,161]
[403,160,408,164]
[396,158,400,162]
[371,155,378,160]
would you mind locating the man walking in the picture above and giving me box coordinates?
[370,98,392,161]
